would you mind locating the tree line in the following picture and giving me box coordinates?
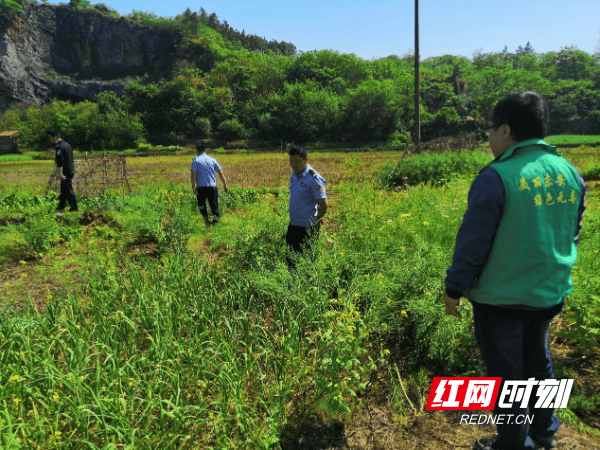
[1,2,600,149]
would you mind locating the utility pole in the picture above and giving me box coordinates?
[414,0,420,152]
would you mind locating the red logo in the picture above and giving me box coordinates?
[426,377,502,410]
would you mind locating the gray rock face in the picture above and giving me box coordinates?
[0,4,180,112]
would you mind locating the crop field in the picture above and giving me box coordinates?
[0,147,599,449]
[0,151,395,196]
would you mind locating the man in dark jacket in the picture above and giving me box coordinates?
[48,130,78,213]
[444,92,586,450]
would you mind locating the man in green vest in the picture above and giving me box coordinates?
[444,91,586,450]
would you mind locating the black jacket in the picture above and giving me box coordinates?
[55,140,75,178]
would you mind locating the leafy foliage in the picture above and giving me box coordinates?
[0,0,24,16]
[0,99,144,150]
[378,151,492,187]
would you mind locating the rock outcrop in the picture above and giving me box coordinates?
[0,3,180,112]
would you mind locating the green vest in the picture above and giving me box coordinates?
[464,139,582,307]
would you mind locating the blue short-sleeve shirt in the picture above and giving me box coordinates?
[289,164,327,227]
[191,153,222,187]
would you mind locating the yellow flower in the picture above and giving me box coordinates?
[425,292,433,296]
[53,394,59,401]
[401,213,411,217]
[19,260,26,265]
[20,273,28,278]
[55,431,62,437]
[9,375,21,383]
[383,349,391,356]
[401,310,408,317]
[423,221,430,226]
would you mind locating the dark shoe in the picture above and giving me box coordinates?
[69,208,79,212]
[474,437,503,450]
[530,435,556,449]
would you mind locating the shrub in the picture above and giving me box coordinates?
[378,151,492,188]
[193,117,212,138]
[217,118,246,141]
[582,165,600,181]
[23,216,60,254]
[0,0,24,16]
[0,231,36,262]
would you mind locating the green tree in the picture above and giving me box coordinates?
[544,46,597,81]
[288,50,370,91]
[461,65,553,120]
[547,79,600,133]
[265,80,342,142]
[0,0,24,16]
[342,76,411,142]
[69,0,91,10]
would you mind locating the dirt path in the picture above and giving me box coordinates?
[281,397,600,450]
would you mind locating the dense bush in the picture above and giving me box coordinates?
[378,151,492,188]
[193,117,212,138]
[217,118,246,141]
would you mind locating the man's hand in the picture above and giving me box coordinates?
[60,173,67,181]
[223,186,230,193]
[444,293,462,318]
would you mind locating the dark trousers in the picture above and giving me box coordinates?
[196,187,220,223]
[58,178,78,211]
[473,305,561,450]
[285,223,320,268]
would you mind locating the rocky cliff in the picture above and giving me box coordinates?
[0,3,180,112]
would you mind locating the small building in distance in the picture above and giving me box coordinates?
[0,131,20,154]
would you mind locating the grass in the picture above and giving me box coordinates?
[0,147,599,448]
[545,135,600,147]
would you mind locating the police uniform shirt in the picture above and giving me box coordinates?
[55,140,75,178]
[191,153,222,187]
[289,164,326,227]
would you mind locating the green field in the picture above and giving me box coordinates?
[545,135,600,147]
[0,149,599,449]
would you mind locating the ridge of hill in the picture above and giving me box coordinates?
[0,2,295,112]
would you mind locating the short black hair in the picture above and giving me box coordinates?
[47,129,60,137]
[490,91,549,141]
[195,141,206,153]
[287,143,308,159]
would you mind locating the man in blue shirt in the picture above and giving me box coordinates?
[286,144,327,267]
[190,142,229,225]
